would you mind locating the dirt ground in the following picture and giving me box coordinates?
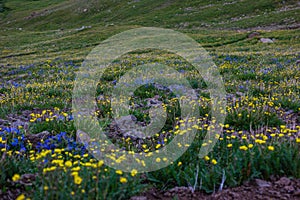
[131,176,300,200]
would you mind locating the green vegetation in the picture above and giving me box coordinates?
[0,0,299,199]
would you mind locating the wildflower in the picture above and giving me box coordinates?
[255,139,266,144]
[156,157,161,162]
[131,169,138,177]
[97,160,104,167]
[12,174,20,182]
[74,175,83,185]
[280,125,286,129]
[211,159,217,165]
[71,166,80,171]
[116,170,123,175]
[16,194,25,200]
[239,145,248,151]
[296,138,300,143]
[204,156,210,161]
[44,186,49,191]
[248,144,253,149]
[65,161,72,167]
[177,161,182,166]
[71,171,78,176]
[267,146,274,151]
[120,177,127,183]
[227,144,233,148]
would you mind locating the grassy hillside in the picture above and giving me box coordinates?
[0,1,300,199]
[0,0,299,65]
[1,0,299,30]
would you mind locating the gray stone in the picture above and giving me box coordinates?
[248,32,260,38]
[260,38,274,43]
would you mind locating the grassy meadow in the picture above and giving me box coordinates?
[0,0,299,199]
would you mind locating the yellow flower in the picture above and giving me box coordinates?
[74,175,83,185]
[248,144,253,149]
[255,139,266,144]
[177,162,182,166]
[211,159,217,165]
[12,174,20,182]
[204,156,210,161]
[267,146,274,151]
[97,160,104,167]
[16,194,25,200]
[44,186,49,191]
[156,158,161,163]
[131,169,138,177]
[116,170,123,175]
[120,177,127,183]
[71,166,81,171]
[296,138,300,143]
[65,161,72,168]
[227,144,232,148]
[239,145,248,151]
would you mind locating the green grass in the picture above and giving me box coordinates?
[0,0,299,199]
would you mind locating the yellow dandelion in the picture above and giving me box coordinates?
[239,145,248,151]
[65,161,72,168]
[211,159,217,165]
[16,194,25,200]
[74,175,83,185]
[120,177,127,183]
[12,174,20,182]
[131,169,138,177]
[267,146,274,151]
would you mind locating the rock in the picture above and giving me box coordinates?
[19,174,36,186]
[294,189,300,196]
[248,32,260,38]
[75,25,92,31]
[25,131,50,147]
[275,177,291,186]
[76,130,91,143]
[130,196,147,200]
[153,83,169,91]
[260,38,274,43]
[255,179,271,187]
[283,185,294,193]
[146,95,161,106]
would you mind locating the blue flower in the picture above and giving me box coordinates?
[11,138,19,146]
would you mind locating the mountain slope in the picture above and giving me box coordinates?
[0,0,299,31]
